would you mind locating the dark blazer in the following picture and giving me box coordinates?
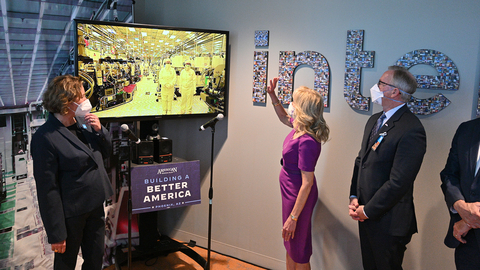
[350,105,426,237]
[31,115,113,244]
[441,118,480,248]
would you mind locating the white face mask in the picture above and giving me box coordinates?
[73,99,92,117]
[370,83,407,105]
[370,84,383,105]
[287,103,295,118]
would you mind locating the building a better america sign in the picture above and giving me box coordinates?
[130,160,201,214]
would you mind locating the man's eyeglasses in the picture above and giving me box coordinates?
[378,80,399,89]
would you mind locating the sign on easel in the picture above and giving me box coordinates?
[130,160,201,214]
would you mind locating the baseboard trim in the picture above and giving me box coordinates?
[171,229,285,269]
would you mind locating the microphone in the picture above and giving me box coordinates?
[121,124,141,144]
[199,113,224,131]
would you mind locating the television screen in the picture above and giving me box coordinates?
[74,20,229,121]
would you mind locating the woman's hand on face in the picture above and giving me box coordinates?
[84,113,101,132]
[267,77,279,95]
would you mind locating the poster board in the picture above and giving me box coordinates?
[130,160,201,214]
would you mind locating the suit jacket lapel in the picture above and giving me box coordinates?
[363,105,409,157]
[51,116,99,164]
[469,124,480,180]
[363,112,382,152]
[380,105,409,132]
[375,106,404,136]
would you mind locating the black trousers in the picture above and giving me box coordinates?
[358,222,412,270]
[54,205,105,270]
[455,230,480,270]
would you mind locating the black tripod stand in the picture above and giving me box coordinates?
[206,126,216,269]
[126,136,136,270]
[199,113,223,270]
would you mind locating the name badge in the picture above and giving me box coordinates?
[371,132,387,151]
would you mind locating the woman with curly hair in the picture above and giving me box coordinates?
[267,78,329,270]
[31,75,113,270]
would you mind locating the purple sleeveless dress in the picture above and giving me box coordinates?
[280,128,321,264]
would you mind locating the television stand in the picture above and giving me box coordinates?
[114,234,206,269]
[114,211,206,269]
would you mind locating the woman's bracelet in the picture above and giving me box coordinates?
[272,101,281,107]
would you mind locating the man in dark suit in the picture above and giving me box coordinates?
[349,66,427,270]
[441,118,480,269]
[31,75,113,270]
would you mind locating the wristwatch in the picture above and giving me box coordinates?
[290,214,298,221]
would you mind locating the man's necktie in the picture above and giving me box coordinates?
[369,113,386,145]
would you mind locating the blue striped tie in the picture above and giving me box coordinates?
[369,113,386,145]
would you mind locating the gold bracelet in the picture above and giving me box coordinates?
[272,102,281,107]
[290,214,298,221]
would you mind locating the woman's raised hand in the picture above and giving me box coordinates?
[267,77,279,95]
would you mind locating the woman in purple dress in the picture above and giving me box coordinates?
[267,78,329,270]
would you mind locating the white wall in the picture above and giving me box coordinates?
[135,1,480,269]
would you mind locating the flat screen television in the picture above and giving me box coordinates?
[74,19,229,121]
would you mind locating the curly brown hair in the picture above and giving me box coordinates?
[43,75,84,115]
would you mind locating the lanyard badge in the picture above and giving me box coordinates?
[372,132,387,151]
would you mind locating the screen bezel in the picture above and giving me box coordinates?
[74,19,229,122]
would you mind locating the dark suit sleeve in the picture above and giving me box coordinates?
[364,124,426,220]
[94,124,112,158]
[440,123,466,209]
[350,115,378,197]
[31,132,67,244]
[350,155,361,197]
[440,124,465,248]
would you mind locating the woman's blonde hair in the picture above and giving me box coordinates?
[292,86,329,143]
[43,75,84,115]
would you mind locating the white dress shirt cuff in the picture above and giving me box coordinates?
[363,208,369,219]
